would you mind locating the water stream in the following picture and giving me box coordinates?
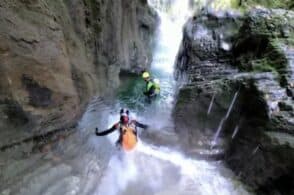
[207,93,216,115]
[90,1,251,195]
[211,91,239,147]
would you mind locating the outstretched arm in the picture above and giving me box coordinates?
[95,123,118,136]
[132,120,149,129]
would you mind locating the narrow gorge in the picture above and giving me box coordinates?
[0,0,293,195]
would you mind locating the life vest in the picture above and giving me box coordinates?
[153,79,160,94]
[146,79,160,94]
[121,125,137,151]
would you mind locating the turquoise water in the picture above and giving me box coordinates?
[117,76,147,111]
[117,71,175,111]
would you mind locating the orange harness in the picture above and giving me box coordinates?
[121,125,137,151]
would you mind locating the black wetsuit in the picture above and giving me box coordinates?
[96,120,148,145]
[143,80,158,103]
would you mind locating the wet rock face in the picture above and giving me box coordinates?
[81,0,158,73]
[174,82,241,160]
[0,0,157,148]
[176,9,242,81]
[175,7,294,193]
[231,9,294,134]
[226,9,294,193]
[21,75,53,108]
[174,9,243,159]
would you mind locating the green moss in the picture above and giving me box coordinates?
[249,39,287,74]
[251,59,277,73]
[211,0,240,10]
[236,36,289,75]
[176,87,192,107]
[192,0,294,12]
[239,0,294,10]
[285,38,294,46]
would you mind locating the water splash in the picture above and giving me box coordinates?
[97,141,251,194]
[211,117,226,147]
[225,91,239,119]
[252,145,259,155]
[96,152,139,195]
[211,91,239,147]
[207,93,216,115]
[231,125,239,139]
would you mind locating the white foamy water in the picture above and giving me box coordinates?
[95,139,251,195]
[94,1,251,194]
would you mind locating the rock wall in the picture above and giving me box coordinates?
[174,9,242,159]
[0,0,158,148]
[174,7,294,194]
[226,9,294,194]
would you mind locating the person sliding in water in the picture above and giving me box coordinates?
[95,108,148,151]
[142,71,160,103]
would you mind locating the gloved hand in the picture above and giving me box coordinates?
[144,125,149,130]
[95,128,99,135]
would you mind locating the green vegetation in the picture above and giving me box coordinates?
[239,39,288,75]
[239,0,294,10]
[191,0,240,11]
[251,58,278,73]
[192,0,294,10]
[210,0,240,10]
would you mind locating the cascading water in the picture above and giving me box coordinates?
[91,1,252,195]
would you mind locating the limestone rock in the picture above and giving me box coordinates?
[174,9,242,159]
[175,7,294,193]
[0,0,158,148]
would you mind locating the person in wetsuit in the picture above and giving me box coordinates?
[142,71,160,103]
[95,108,148,150]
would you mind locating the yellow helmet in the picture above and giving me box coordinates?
[142,71,150,79]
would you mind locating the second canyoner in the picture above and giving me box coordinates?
[142,71,161,103]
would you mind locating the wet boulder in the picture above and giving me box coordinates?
[174,9,243,159]
[226,9,294,194]
[174,7,294,193]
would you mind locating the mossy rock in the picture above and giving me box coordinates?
[251,59,277,73]
[233,9,293,86]
[240,0,294,10]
